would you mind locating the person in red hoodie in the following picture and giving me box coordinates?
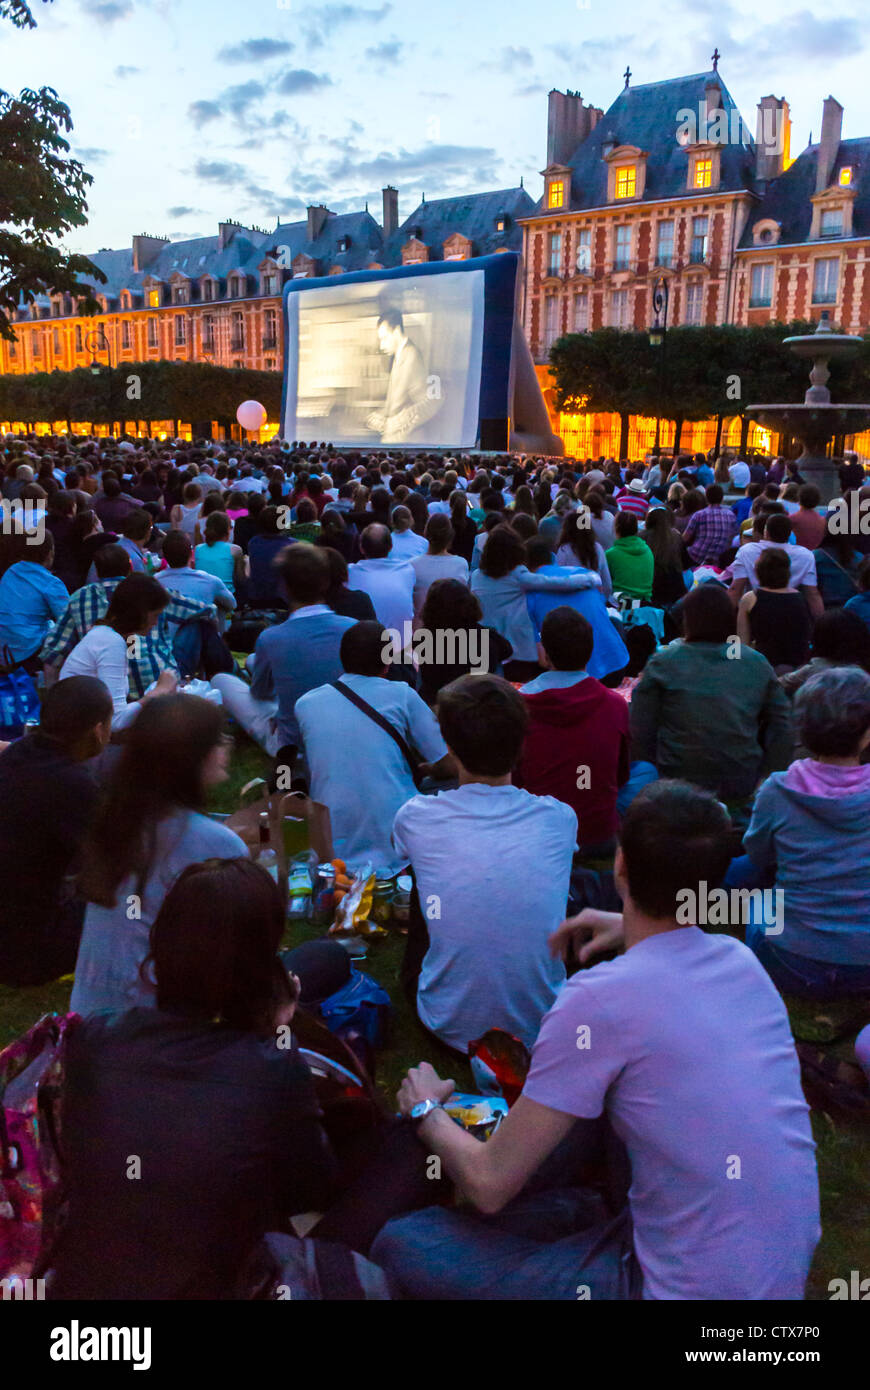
[516,606,630,855]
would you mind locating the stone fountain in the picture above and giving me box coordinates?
[745,312,870,504]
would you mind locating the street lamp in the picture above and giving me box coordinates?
[84,326,115,438]
[649,277,670,453]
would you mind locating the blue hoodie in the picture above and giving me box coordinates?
[743,771,870,964]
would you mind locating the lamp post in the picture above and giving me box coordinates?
[84,326,115,438]
[649,277,669,456]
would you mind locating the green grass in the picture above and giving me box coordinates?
[2,727,867,1300]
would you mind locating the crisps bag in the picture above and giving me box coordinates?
[0,1012,77,1282]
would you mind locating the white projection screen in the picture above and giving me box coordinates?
[282,268,485,449]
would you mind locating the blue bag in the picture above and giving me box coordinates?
[0,650,40,740]
[319,969,392,1049]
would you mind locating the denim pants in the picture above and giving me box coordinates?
[370,1188,640,1300]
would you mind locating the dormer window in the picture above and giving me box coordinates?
[692,157,713,189]
[820,208,844,238]
[839,167,853,187]
[146,288,160,308]
[202,279,214,302]
[547,180,564,210]
[336,236,351,253]
[495,214,508,233]
[262,273,277,295]
[615,166,636,199]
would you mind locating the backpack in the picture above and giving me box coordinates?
[0,1012,77,1282]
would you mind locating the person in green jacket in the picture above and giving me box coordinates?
[630,582,792,805]
[606,512,655,600]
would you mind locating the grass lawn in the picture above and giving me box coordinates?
[1,729,866,1301]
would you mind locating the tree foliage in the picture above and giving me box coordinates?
[0,0,105,339]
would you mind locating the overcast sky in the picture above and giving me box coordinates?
[3,0,867,253]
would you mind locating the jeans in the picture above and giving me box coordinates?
[371,1189,640,1300]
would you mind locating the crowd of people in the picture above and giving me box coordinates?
[1,428,869,1301]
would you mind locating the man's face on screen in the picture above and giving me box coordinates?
[377,320,401,355]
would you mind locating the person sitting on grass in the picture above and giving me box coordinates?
[372,780,820,1301]
[736,544,813,674]
[604,511,654,602]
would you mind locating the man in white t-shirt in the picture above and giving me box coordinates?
[295,621,453,874]
[727,513,823,617]
[728,457,751,490]
[393,674,576,1053]
[347,524,415,631]
[372,780,820,1300]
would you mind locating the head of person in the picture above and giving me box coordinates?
[540,606,593,672]
[182,482,202,505]
[391,505,413,534]
[420,576,483,633]
[102,573,170,638]
[162,530,192,570]
[755,545,791,591]
[102,474,121,500]
[340,620,390,678]
[295,498,317,525]
[425,513,453,554]
[681,582,734,644]
[811,608,870,672]
[93,542,134,581]
[359,523,392,560]
[705,483,724,506]
[203,511,230,545]
[21,531,54,568]
[436,673,527,779]
[614,510,638,539]
[37,675,113,762]
[144,858,294,1038]
[274,540,330,609]
[122,508,153,546]
[480,522,526,579]
[376,306,404,355]
[798,484,821,512]
[765,513,792,545]
[794,667,870,762]
[80,694,231,907]
[525,536,554,573]
[616,780,732,922]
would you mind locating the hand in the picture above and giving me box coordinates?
[397,1062,456,1117]
[548,909,624,965]
[153,669,178,696]
[366,411,385,433]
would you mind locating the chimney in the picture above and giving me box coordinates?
[547,90,602,168]
[382,185,399,237]
[131,234,169,273]
[307,204,331,241]
[755,95,791,181]
[816,96,843,192]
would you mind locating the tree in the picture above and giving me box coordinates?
[0,0,105,340]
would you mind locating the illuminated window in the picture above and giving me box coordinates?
[812,258,839,304]
[693,157,713,189]
[656,220,674,267]
[548,180,564,209]
[615,166,636,199]
[547,231,562,277]
[147,289,159,308]
[75,325,83,352]
[750,263,774,307]
[685,282,703,325]
[820,208,844,237]
[839,167,852,187]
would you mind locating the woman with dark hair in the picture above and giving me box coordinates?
[672,487,706,534]
[131,467,164,509]
[71,694,245,1016]
[412,514,469,618]
[736,545,812,673]
[471,523,602,682]
[417,577,512,704]
[323,545,376,620]
[511,484,536,519]
[555,511,612,596]
[196,509,247,594]
[642,506,690,610]
[448,489,477,565]
[813,510,862,608]
[59,574,177,729]
[630,582,792,804]
[405,489,429,536]
[734,666,870,998]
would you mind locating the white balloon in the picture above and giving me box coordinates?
[236,400,267,431]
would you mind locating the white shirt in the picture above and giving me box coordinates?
[348,556,415,631]
[729,460,751,489]
[730,539,817,590]
[59,625,141,730]
[393,783,576,1050]
[390,529,429,561]
[295,673,447,875]
[411,552,470,616]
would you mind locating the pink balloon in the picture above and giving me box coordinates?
[236,400,267,431]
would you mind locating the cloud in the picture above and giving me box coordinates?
[217,37,295,63]
[365,40,403,66]
[167,205,204,218]
[276,68,333,95]
[514,83,546,97]
[721,10,863,66]
[193,158,247,185]
[300,3,391,49]
[220,81,267,119]
[114,64,141,78]
[76,146,109,163]
[484,45,533,72]
[188,99,223,128]
[325,141,502,190]
[79,0,134,23]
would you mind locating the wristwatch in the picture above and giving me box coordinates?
[407,1097,444,1124]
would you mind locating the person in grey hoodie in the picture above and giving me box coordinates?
[737,666,870,998]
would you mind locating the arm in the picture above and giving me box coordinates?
[231,545,249,589]
[162,590,217,628]
[515,565,602,593]
[736,590,756,648]
[799,583,824,620]
[249,635,274,701]
[728,577,748,607]
[39,602,77,666]
[741,782,778,875]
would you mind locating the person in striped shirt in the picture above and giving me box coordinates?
[40,543,216,698]
[615,478,650,520]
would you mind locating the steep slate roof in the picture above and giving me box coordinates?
[270,209,384,271]
[381,186,535,263]
[739,137,870,246]
[532,69,757,214]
